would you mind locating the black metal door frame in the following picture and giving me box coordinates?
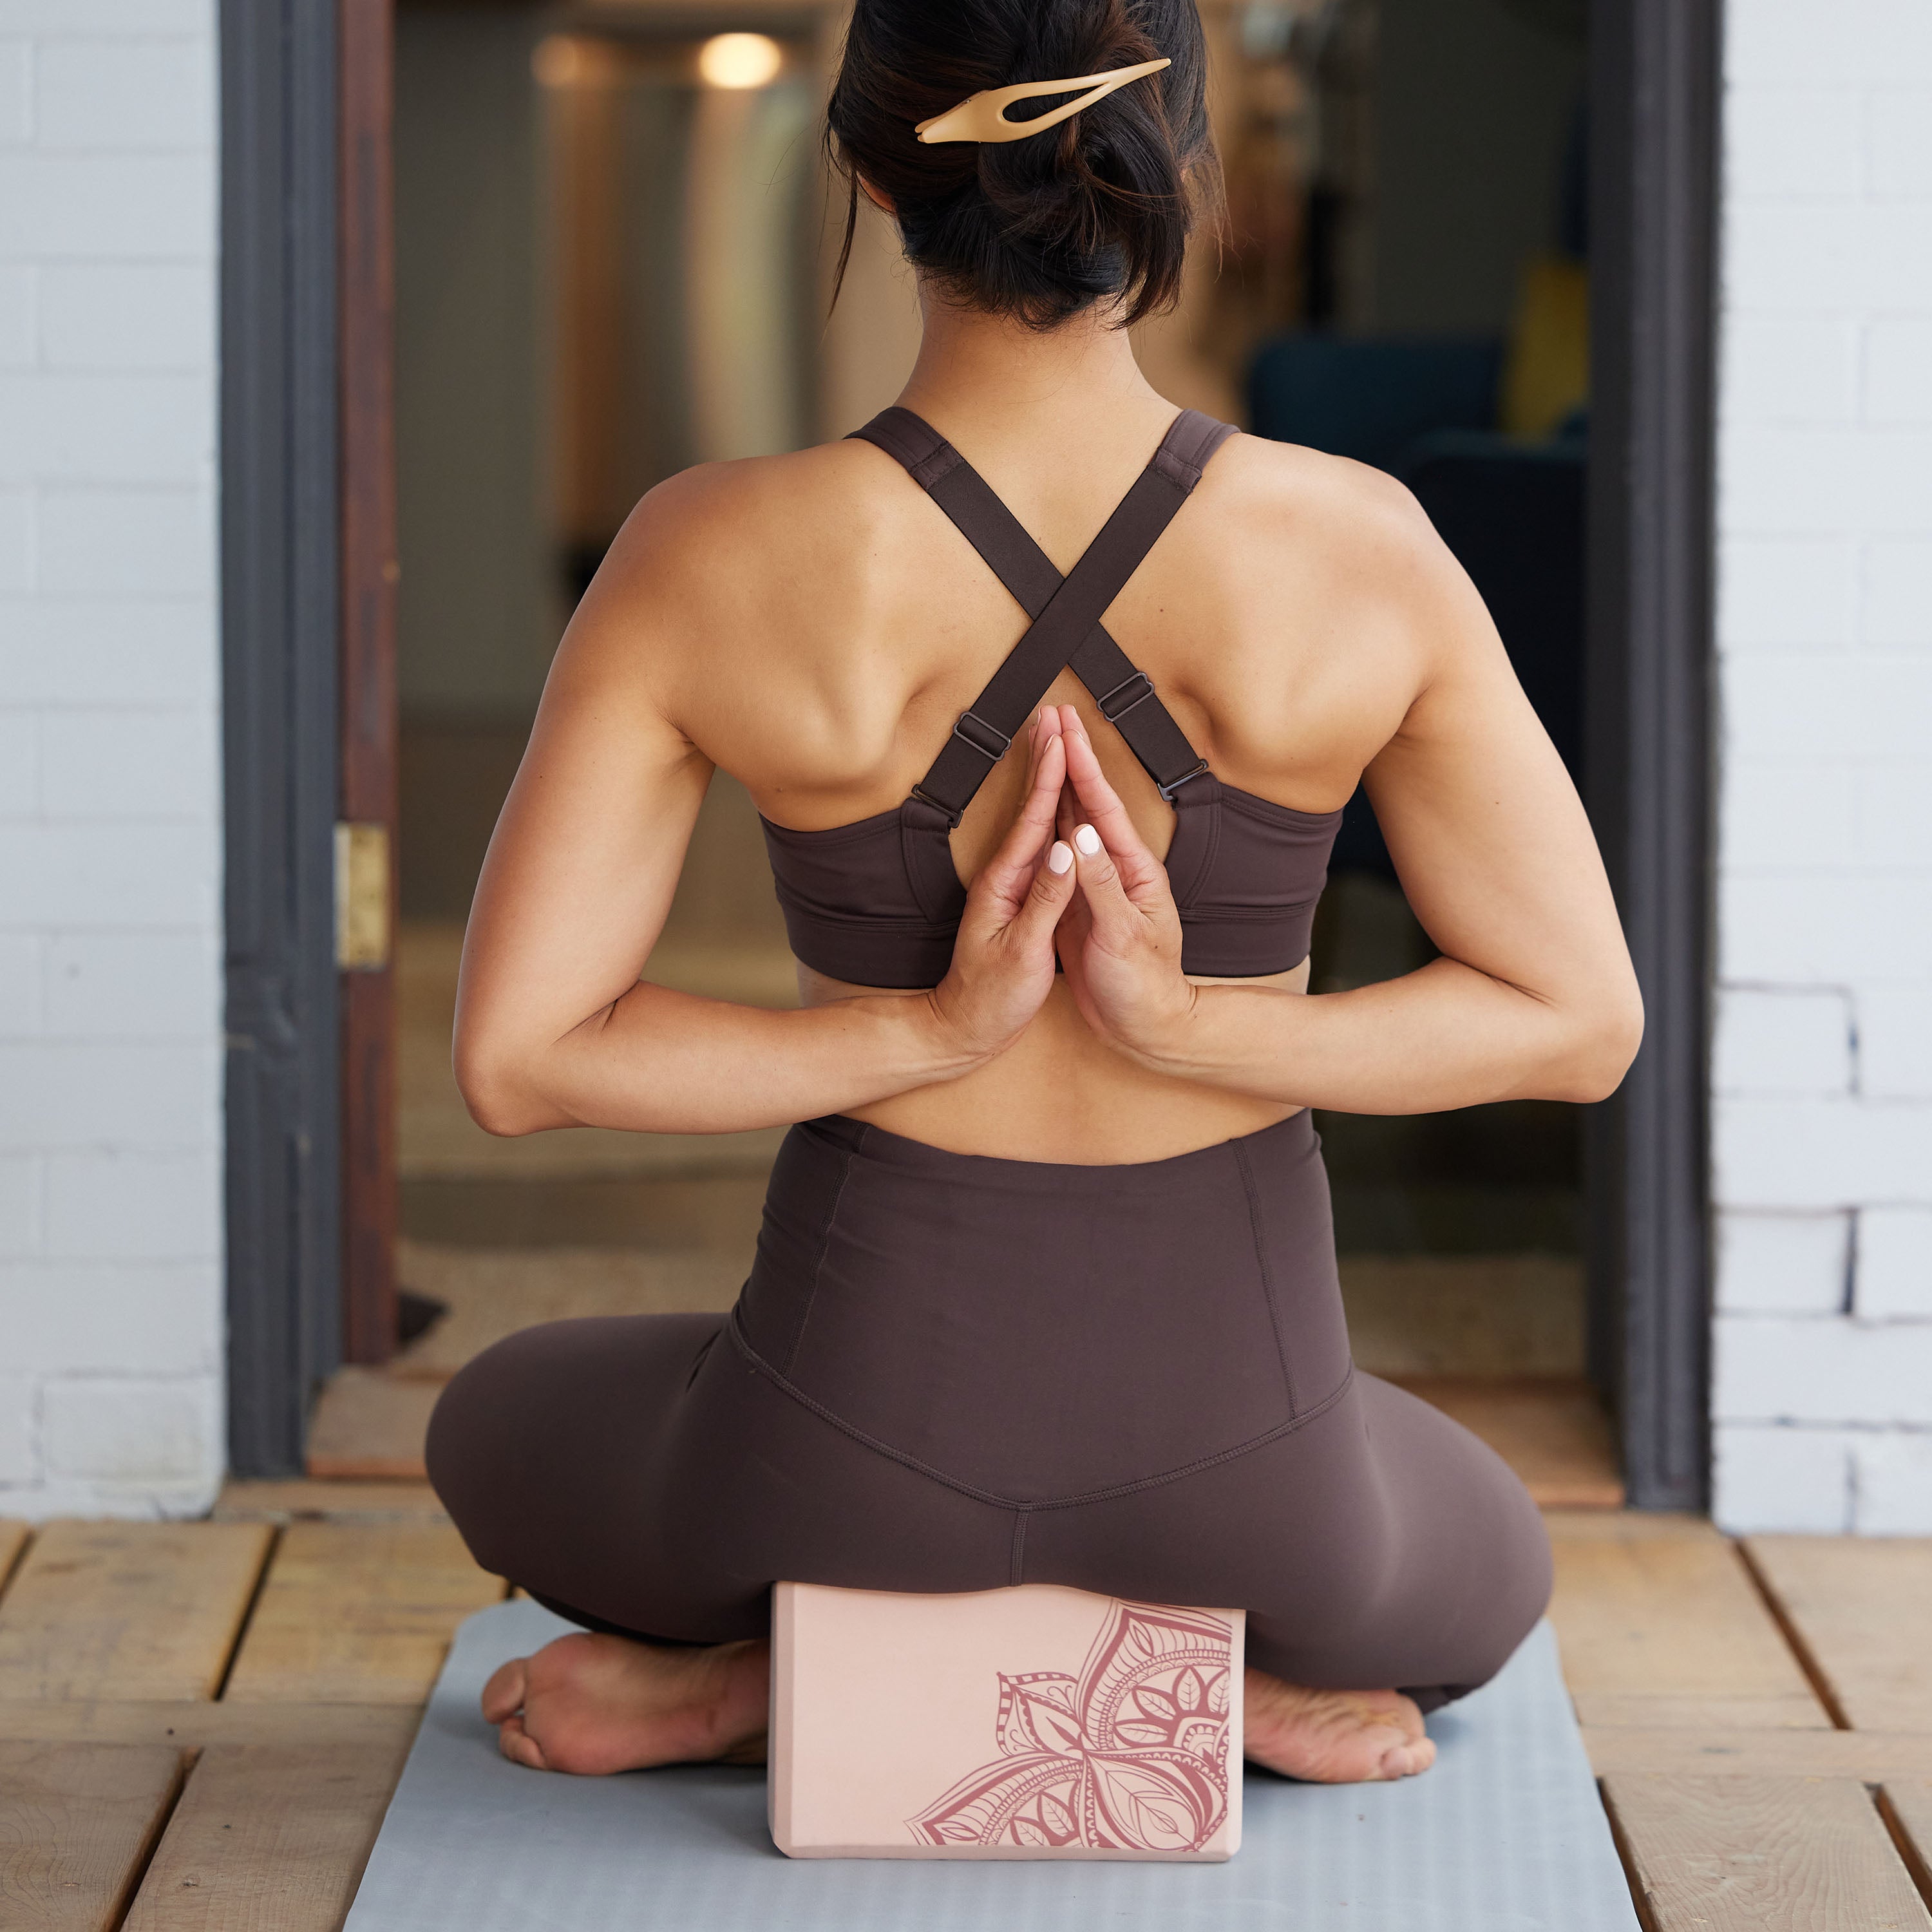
[220,0,343,1477]
[1584,0,1721,1511]
[218,0,1723,1499]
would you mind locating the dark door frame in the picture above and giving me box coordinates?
[218,0,1722,1499]
[1584,0,1719,1511]
[220,0,343,1476]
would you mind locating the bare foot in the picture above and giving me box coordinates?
[1242,1668,1437,1782]
[480,1631,770,1774]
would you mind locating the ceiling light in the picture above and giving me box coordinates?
[698,32,782,90]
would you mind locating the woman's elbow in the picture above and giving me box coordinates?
[452,1034,549,1139]
[1548,983,1645,1104]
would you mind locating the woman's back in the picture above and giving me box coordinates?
[540,367,1445,1160]
[623,395,1412,851]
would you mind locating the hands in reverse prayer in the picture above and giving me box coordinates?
[929,703,1197,1068]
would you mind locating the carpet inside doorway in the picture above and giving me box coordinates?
[345,1598,1640,1930]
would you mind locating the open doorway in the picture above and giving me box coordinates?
[312,0,1609,1501]
[235,0,1710,1503]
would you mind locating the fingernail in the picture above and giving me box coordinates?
[1047,841,1072,875]
[1074,824,1101,857]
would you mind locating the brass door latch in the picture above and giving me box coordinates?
[335,820,392,971]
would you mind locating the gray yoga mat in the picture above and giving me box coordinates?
[345,1598,1640,1931]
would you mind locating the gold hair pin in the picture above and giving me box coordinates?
[914,57,1171,146]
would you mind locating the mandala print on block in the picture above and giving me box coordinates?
[905,1601,1234,1852]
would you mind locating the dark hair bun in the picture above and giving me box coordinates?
[826,0,1218,328]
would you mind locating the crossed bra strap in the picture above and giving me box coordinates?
[848,406,1237,825]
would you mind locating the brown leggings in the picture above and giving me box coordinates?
[427,1110,1552,1712]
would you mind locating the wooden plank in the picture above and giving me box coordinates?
[1548,1517,1825,1720]
[1547,1508,1826,1727]
[304,1370,437,1481]
[1602,1773,1932,1932]
[0,1741,185,1930]
[1745,1536,1932,1732]
[0,1702,420,1754]
[123,1743,402,1932]
[1575,1692,1831,1730]
[0,1524,273,1702]
[1393,1376,1625,1507]
[1586,1729,1932,1780]
[1551,1513,1828,1730]
[1544,1512,1821,1730]
[213,1481,447,1525]
[0,1522,28,1598]
[1543,1508,1719,1542]
[222,1521,502,1705]
[1882,1779,1932,1901]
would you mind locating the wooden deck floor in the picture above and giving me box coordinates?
[1,1493,1927,1929]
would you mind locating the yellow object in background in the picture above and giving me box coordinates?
[1500,252,1589,440]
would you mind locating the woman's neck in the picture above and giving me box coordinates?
[895,286,1175,450]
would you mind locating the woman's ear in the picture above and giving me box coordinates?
[857,174,895,215]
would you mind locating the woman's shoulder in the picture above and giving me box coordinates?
[614,439,905,574]
[1208,430,1446,580]
[1143,426,1495,780]
[1198,428,1488,664]
[556,437,935,750]
[576,439,918,652]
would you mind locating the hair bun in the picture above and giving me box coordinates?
[827,0,1218,328]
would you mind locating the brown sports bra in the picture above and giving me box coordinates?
[758,406,1343,990]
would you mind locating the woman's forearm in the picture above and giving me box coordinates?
[459,980,985,1138]
[1133,956,1640,1114]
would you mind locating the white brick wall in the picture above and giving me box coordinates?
[0,1,223,1519]
[1713,0,1932,1533]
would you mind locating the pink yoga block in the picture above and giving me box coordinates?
[768,1581,1245,1861]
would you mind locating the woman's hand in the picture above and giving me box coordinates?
[1048,705,1197,1063]
[925,708,1080,1063]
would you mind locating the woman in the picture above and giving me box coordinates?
[427,0,1642,1790]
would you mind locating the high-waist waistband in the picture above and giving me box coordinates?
[799,1105,1317,1191]
[732,1102,1349,1508]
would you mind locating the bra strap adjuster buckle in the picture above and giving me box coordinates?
[1096,669,1157,723]
[908,784,965,828]
[951,710,1012,762]
[1157,759,1211,802]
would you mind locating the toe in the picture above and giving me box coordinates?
[482,1656,528,1725]
[1378,1732,1437,1779]
[498,1716,549,1772]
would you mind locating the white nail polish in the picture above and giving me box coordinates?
[1074,824,1101,857]
[1047,841,1072,875]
